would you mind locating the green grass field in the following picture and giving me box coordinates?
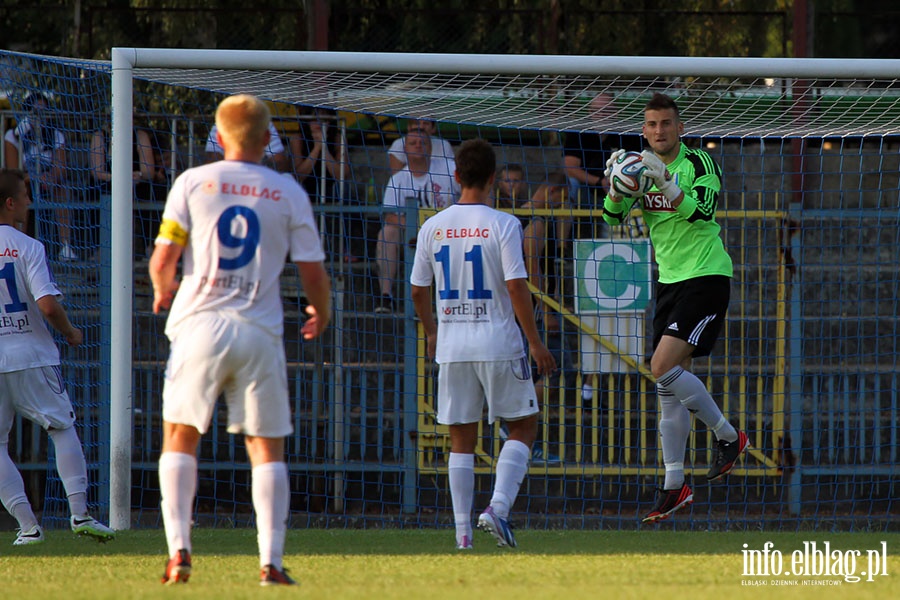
[1,529,896,599]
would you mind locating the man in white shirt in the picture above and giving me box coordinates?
[410,138,555,550]
[3,93,74,260]
[387,118,454,174]
[0,168,115,546]
[374,130,459,313]
[150,95,331,586]
[205,122,289,172]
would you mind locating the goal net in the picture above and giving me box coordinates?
[1,48,897,531]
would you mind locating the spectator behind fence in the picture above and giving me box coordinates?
[409,138,555,550]
[520,172,578,400]
[205,120,289,173]
[374,130,459,313]
[602,92,749,523]
[563,92,642,239]
[388,118,454,175]
[3,92,73,260]
[89,117,168,258]
[500,171,577,464]
[0,168,116,546]
[289,107,364,262]
[150,94,331,586]
[494,163,529,209]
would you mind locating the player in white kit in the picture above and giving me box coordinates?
[410,139,556,550]
[150,95,331,586]
[0,169,114,545]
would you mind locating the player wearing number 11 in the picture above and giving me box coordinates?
[150,95,331,585]
[410,139,556,550]
[0,169,115,545]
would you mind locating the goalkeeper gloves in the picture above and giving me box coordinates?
[603,148,627,200]
[640,150,682,202]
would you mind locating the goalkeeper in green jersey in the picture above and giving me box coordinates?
[602,93,749,522]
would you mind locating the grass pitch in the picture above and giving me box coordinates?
[0,528,896,599]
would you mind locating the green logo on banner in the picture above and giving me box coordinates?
[574,240,652,313]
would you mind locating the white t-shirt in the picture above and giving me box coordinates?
[156,160,324,340]
[410,203,528,363]
[388,135,454,173]
[383,162,459,211]
[0,224,63,372]
[4,119,65,173]
[205,124,284,157]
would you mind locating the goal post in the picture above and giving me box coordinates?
[94,48,900,530]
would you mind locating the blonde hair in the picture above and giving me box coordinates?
[215,94,271,151]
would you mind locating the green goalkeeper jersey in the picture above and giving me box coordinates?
[602,142,733,284]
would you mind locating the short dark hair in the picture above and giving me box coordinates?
[455,139,496,189]
[644,92,680,118]
[500,163,524,177]
[0,169,25,200]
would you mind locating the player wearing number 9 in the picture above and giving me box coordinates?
[149,94,331,586]
[410,138,556,550]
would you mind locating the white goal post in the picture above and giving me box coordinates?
[109,48,900,530]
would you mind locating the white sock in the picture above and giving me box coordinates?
[159,451,197,557]
[448,453,474,543]
[253,462,289,569]
[490,439,530,519]
[48,427,89,516]
[658,366,737,442]
[658,389,690,490]
[0,445,38,530]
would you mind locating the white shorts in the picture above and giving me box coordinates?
[0,366,76,443]
[436,358,538,425]
[162,313,292,437]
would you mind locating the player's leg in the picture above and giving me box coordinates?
[245,436,295,585]
[448,423,478,550]
[375,217,402,305]
[159,422,200,583]
[478,358,538,547]
[0,446,42,545]
[491,413,536,514]
[46,424,115,540]
[651,276,748,484]
[437,363,483,550]
[653,335,738,441]
[0,377,41,545]
[159,316,224,584]
[14,365,115,540]
[232,322,295,585]
[642,349,694,522]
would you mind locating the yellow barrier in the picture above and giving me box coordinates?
[415,201,785,481]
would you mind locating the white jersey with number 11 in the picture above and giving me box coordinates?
[410,203,527,364]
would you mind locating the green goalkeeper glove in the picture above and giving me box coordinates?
[640,150,682,202]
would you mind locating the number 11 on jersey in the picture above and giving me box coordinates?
[434,244,493,300]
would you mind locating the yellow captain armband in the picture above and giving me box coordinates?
[157,218,188,247]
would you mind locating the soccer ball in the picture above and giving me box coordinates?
[609,151,653,197]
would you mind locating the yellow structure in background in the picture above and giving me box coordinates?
[416,205,786,482]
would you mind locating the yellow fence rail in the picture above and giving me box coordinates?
[415,205,786,481]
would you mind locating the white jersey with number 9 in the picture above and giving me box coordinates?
[156,160,324,341]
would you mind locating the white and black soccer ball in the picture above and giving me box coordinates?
[609,151,653,197]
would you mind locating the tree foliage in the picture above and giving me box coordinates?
[1,1,898,59]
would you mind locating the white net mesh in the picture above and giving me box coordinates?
[132,66,900,137]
